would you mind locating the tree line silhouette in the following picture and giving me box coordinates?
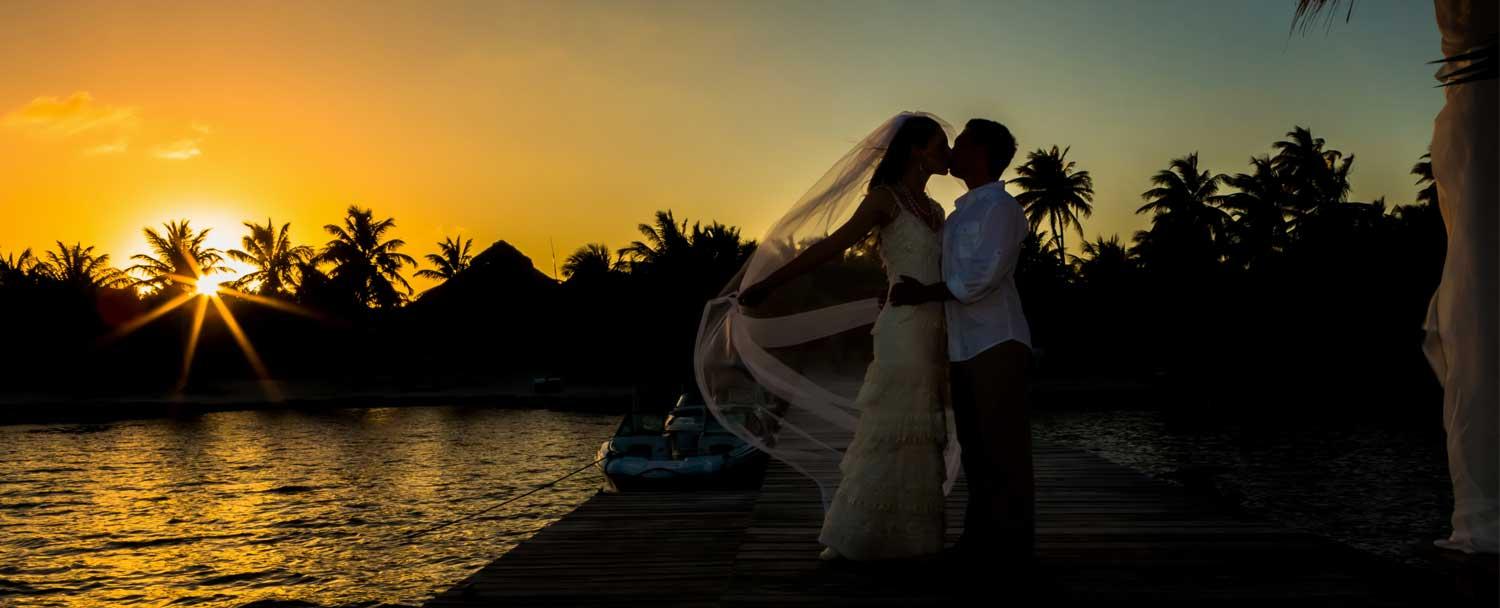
[0,126,1444,413]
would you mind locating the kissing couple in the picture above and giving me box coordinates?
[698,112,1036,567]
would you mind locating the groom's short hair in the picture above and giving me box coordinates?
[965,118,1016,178]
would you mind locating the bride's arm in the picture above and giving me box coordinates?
[739,189,897,306]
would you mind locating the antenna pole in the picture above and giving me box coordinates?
[549,237,559,281]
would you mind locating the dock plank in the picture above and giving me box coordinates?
[422,487,758,607]
[426,442,1483,607]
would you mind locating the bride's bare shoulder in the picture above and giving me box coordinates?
[857,186,899,221]
[864,184,897,204]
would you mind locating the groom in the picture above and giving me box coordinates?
[889,118,1034,564]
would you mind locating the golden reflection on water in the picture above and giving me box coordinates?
[0,407,616,607]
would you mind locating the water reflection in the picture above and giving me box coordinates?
[1,405,1453,606]
[0,407,616,607]
[1033,408,1452,568]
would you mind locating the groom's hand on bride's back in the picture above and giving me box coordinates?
[888,275,927,306]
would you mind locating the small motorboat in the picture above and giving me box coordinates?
[596,393,770,491]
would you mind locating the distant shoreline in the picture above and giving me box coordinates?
[4,375,1434,428]
[1,378,1168,427]
[0,385,639,427]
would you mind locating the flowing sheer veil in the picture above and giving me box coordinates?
[694,111,962,510]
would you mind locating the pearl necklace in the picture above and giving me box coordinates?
[890,184,942,233]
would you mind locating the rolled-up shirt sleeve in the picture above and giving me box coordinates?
[944,199,1023,305]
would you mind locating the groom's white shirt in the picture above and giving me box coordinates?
[941,180,1032,362]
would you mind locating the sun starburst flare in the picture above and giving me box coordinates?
[99,253,319,403]
[193,275,224,297]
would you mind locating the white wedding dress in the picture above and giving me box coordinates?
[694,111,962,563]
[817,190,951,560]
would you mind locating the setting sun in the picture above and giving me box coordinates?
[194,275,224,297]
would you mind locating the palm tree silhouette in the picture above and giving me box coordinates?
[1135,153,1231,271]
[0,248,43,287]
[1140,154,1231,230]
[618,211,756,289]
[690,222,756,270]
[228,219,313,297]
[1072,235,1133,284]
[618,210,692,272]
[290,257,345,310]
[561,243,620,281]
[1138,153,1228,222]
[128,220,225,293]
[43,241,130,288]
[1271,126,1353,223]
[414,235,474,281]
[1412,152,1437,209]
[1012,146,1095,265]
[1221,155,1292,269]
[320,205,416,308]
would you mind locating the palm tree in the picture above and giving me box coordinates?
[1072,234,1133,285]
[1138,153,1231,233]
[1412,152,1437,209]
[1271,126,1354,218]
[291,257,344,309]
[561,243,620,281]
[43,241,130,288]
[1392,152,1446,254]
[1270,127,1357,251]
[1135,153,1231,271]
[690,222,756,270]
[618,210,692,272]
[618,211,756,285]
[414,235,474,281]
[1138,153,1228,222]
[0,248,43,287]
[129,220,226,293]
[1012,146,1095,265]
[1220,155,1292,269]
[227,218,313,297]
[1014,229,1071,289]
[320,205,416,308]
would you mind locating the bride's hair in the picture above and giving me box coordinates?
[867,115,943,192]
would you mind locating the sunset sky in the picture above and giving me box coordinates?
[1,0,1443,292]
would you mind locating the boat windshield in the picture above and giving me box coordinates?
[618,413,666,436]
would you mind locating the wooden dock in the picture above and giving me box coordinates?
[424,442,1492,607]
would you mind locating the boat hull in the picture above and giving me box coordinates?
[597,450,768,492]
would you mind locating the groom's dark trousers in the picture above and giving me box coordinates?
[949,339,1033,558]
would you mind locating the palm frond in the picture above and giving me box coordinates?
[1291,0,1355,35]
[1434,36,1497,86]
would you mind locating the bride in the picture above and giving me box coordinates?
[715,112,956,561]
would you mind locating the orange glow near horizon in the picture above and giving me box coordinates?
[0,2,1444,298]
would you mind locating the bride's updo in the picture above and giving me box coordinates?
[868,115,944,192]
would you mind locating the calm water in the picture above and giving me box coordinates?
[1,404,1453,607]
[1032,407,1454,569]
[0,407,617,608]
